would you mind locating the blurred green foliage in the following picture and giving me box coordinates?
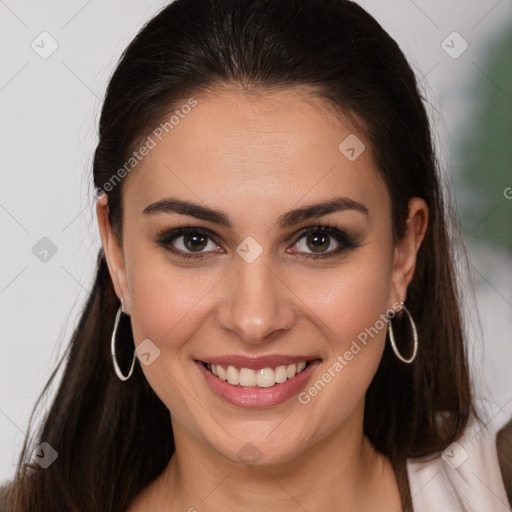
[457,28,512,252]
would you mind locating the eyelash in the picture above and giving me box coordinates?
[155,222,360,261]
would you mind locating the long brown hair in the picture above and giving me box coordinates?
[6,0,478,510]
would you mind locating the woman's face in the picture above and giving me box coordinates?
[98,87,427,466]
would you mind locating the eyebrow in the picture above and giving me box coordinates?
[142,196,368,228]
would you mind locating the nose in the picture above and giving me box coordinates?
[216,254,296,345]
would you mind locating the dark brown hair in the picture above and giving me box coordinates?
[6,0,479,510]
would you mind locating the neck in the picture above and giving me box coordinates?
[143,404,401,511]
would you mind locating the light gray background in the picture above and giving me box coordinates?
[1,0,511,483]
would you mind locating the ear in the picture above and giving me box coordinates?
[389,197,429,305]
[96,193,129,311]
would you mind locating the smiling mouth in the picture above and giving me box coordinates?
[201,360,314,388]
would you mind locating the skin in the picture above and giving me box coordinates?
[97,86,428,511]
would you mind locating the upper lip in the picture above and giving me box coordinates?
[197,354,321,370]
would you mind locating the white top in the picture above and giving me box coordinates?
[407,407,511,511]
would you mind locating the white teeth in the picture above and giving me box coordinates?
[226,365,239,385]
[296,361,306,372]
[206,361,310,388]
[239,368,256,386]
[217,365,227,381]
[256,368,275,388]
[274,365,288,383]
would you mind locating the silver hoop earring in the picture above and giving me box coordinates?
[387,302,418,364]
[111,298,136,381]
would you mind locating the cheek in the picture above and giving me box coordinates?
[124,251,224,426]
[292,255,392,414]
[298,252,392,346]
[127,252,221,352]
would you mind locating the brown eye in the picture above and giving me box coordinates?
[183,233,209,252]
[157,227,223,259]
[305,232,331,253]
[290,225,360,259]
[157,224,360,261]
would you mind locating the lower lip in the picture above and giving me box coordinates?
[196,359,321,408]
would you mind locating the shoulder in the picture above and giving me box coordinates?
[406,412,512,512]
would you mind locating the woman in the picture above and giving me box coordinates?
[2,0,510,510]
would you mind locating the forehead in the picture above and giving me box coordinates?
[123,87,388,220]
